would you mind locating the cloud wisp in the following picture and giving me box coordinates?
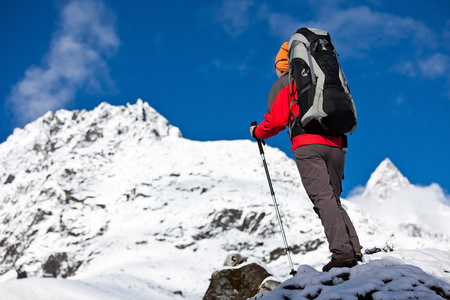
[348,183,450,237]
[6,0,120,124]
[216,0,449,89]
[215,0,255,37]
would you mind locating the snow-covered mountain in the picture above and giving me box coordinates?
[0,100,449,299]
[363,158,410,200]
[349,157,450,241]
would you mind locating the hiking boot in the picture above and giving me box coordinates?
[355,252,363,262]
[322,258,357,272]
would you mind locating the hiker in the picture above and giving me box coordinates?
[268,42,290,110]
[250,37,362,272]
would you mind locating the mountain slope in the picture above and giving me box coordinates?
[1,100,449,299]
[1,100,316,297]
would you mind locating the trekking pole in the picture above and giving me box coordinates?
[251,122,297,276]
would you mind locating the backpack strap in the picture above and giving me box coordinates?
[287,79,308,139]
[288,101,299,140]
[342,134,348,152]
[287,78,297,140]
[305,43,317,85]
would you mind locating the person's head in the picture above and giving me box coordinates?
[274,42,289,77]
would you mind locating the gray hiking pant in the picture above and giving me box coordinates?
[294,144,362,259]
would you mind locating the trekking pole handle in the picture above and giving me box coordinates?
[251,121,264,155]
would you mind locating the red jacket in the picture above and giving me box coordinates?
[255,81,343,153]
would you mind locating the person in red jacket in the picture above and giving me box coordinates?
[250,42,362,272]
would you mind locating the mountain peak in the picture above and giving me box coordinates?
[363,158,410,200]
[2,99,182,153]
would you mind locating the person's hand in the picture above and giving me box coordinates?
[249,125,257,138]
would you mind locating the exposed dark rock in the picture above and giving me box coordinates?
[16,267,28,279]
[195,210,268,242]
[175,242,195,249]
[266,239,324,263]
[63,169,76,177]
[85,127,103,142]
[211,209,242,230]
[42,252,82,278]
[45,140,58,152]
[0,243,20,268]
[239,212,266,233]
[257,279,281,295]
[401,223,423,237]
[192,231,214,241]
[32,209,52,226]
[203,262,276,300]
[4,174,15,184]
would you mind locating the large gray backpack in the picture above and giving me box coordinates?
[288,27,357,137]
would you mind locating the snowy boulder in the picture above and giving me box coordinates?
[203,262,279,300]
[251,258,450,300]
[223,253,248,267]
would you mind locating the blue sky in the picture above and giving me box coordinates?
[1,0,449,197]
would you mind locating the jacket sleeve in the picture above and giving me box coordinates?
[255,85,291,140]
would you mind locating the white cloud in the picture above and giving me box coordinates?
[263,10,301,40]
[215,1,445,74]
[215,0,255,37]
[261,4,436,57]
[391,60,417,77]
[213,1,450,94]
[6,0,119,123]
[391,52,450,87]
[418,53,450,78]
[349,183,450,237]
[259,3,450,94]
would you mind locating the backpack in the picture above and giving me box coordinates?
[287,27,357,138]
